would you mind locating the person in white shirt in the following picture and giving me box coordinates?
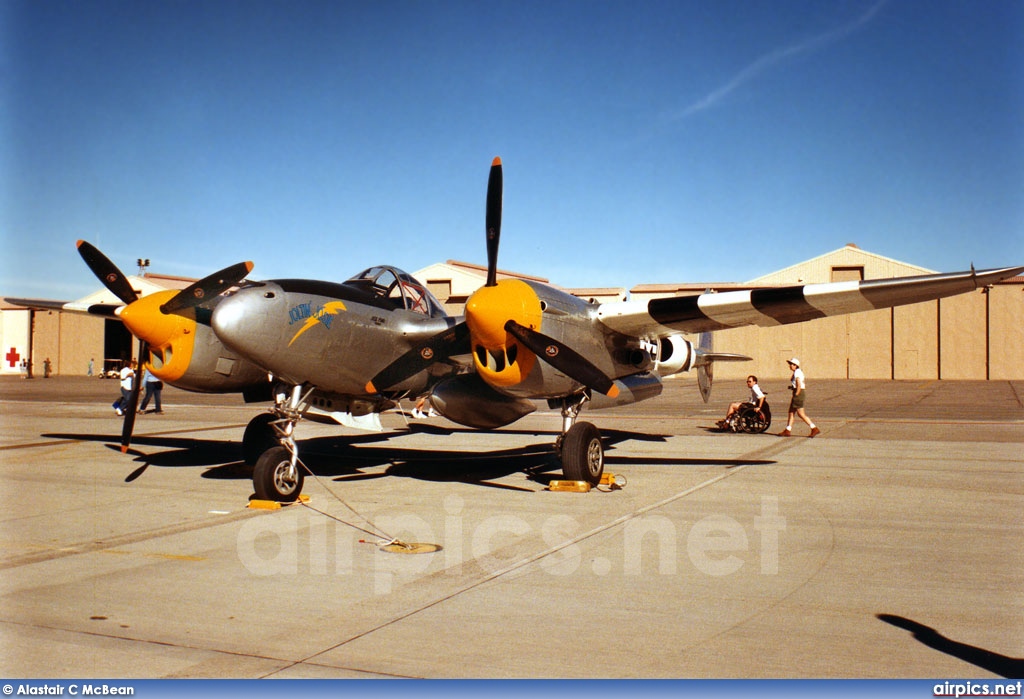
[115,359,136,417]
[718,375,766,429]
[779,357,819,437]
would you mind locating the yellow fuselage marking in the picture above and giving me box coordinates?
[288,301,347,346]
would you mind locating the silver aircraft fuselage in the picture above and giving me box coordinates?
[212,269,461,399]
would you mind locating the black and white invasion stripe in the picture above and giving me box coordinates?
[597,266,1024,337]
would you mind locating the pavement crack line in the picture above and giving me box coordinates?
[0,618,309,676]
[1008,380,1024,409]
[289,437,807,673]
[0,509,261,570]
[0,423,250,451]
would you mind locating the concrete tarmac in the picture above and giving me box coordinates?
[1,375,1022,678]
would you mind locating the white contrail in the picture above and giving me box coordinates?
[673,0,887,120]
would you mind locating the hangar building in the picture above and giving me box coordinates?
[2,245,1021,381]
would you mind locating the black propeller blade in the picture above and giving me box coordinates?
[367,157,503,393]
[485,156,502,287]
[120,344,145,453]
[503,320,619,397]
[160,261,255,315]
[366,322,470,393]
[367,156,620,398]
[77,240,139,305]
[78,240,253,316]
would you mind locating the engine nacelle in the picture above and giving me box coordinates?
[587,372,664,410]
[168,322,273,394]
[652,335,696,377]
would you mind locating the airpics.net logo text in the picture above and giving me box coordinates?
[235,495,786,594]
[934,681,1023,697]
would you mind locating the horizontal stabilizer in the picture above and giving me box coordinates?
[4,297,68,310]
[694,352,752,367]
[4,297,123,318]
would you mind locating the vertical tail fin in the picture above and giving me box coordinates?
[697,333,713,403]
[693,332,752,403]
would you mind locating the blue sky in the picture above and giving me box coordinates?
[3,0,1022,299]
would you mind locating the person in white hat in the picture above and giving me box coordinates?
[779,357,820,437]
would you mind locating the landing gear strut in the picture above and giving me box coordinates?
[245,384,314,502]
[554,396,604,485]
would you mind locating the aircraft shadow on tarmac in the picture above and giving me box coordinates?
[43,427,775,492]
[877,614,1024,678]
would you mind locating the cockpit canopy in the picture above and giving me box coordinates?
[344,266,447,318]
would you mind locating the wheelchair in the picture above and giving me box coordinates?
[729,401,772,434]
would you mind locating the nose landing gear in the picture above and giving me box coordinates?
[253,445,304,502]
[553,395,604,485]
[244,384,314,502]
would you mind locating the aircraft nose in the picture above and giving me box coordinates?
[211,283,278,352]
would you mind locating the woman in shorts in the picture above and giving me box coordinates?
[779,358,820,438]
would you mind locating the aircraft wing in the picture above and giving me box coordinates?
[4,297,122,318]
[596,266,1024,338]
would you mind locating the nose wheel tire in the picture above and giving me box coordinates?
[560,421,604,485]
[253,446,304,502]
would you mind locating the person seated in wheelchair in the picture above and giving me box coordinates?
[717,375,766,430]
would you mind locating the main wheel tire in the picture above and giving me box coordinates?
[243,413,279,466]
[253,446,304,502]
[560,421,604,485]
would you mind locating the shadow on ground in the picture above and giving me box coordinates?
[878,614,1024,678]
[43,426,774,492]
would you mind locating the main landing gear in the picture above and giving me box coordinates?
[242,387,607,500]
[243,384,313,502]
[553,395,605,486]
